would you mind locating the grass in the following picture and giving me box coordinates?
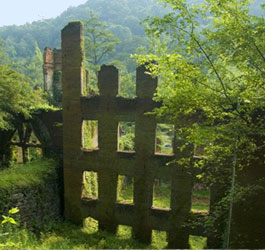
[192,188,210,212]
[0,159,58,191]
[118,180,210,212]
[0,160,208,249]
[0,218,207,249]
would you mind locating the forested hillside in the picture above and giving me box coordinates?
[1,0,263,61]
[0,0,169,61]
[0,0,263,87]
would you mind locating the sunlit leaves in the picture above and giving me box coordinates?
[136,0,265,184]
[0,65,48,130]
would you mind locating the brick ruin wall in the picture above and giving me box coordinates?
[43,47,62,92]
[55,21,265,249]
[62,21,208,249]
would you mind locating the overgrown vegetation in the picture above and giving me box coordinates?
[0,159,208,249]
[0,215,206,249]
[0,0,264,248]
[0,159,57,190]
[136,0,265,246]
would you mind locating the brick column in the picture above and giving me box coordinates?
[168,135,193,248]
[97,65,119,233]
[133,65,157,243]
[62,21,84,224]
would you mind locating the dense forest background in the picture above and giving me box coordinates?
[0,0,264,87]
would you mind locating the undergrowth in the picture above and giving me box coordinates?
[0,218,206,249]
[0,159,57,190]
[0,159,207,249]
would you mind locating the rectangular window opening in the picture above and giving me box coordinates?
[117,175,134,204]
[82,69,99,96]
[155,124,174,155]
[117,225,132,238]
[83,217,99,233]
[118,71,136,98]
[28,130,43,161]
[118,122,135,152]
[82,171,98,200]
[152,230,168,249]
[191,183,210,213]
[152,178,171,209]
[189,235,207,249]
[82,120,98,150]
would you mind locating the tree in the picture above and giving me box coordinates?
[138,0,265,173]
[137,0,265,247]
[84,12,120,72]
[0,39,9,65]
[0,65,46,130]
[15,44,44,88]
[0,42,48,166]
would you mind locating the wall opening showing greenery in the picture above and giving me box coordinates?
[152,230,168,249]
[118,122,135,152]
[117,175,134,204]
[82,171,98,199]
[117,225,132,239]
[118,71,136,98]
[82,120,98,150]
[189,235,207,249]
[83,216,99,231]
[155,124,174,155]
[191,184,210,212]
[152,178,171,209]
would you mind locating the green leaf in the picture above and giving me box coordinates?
[8,207,19,215]
[2,216,17,225]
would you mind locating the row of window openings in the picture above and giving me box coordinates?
[82,172,210,212]
[82,121,175,155]
[84,218,207,249]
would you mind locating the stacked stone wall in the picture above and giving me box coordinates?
[0,165,63,231]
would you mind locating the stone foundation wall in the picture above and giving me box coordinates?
[0,166,63,231]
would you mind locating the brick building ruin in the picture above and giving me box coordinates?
[43,47,62,101]
[45,21,265,249]
[61,21,212,248]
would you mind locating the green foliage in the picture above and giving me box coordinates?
[0,218,206,249]
[0,159,57,191]
[155,124,174,154]
[82,120,98,149]
[117,177,134,203]
[0,40,9,65]
[137,0,265,183]
[84,12,120,67]
[0,0,171,80]
[136,1,265,245]
[153,181,171,208]
[118,122,135,151]
[1,208,19,225]
[46,69,62,106]
[14,44,44,88]
[0,65,48,130]
[83,12,120,93]
[82,172,98,199]
[0,208,20,248]
[109,60,136,98]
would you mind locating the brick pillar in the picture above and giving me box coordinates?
[168,138,193,249]
[43,47,54,91]
[62,21,84,224]
[133,65,157,244]
[97,65,119,233]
